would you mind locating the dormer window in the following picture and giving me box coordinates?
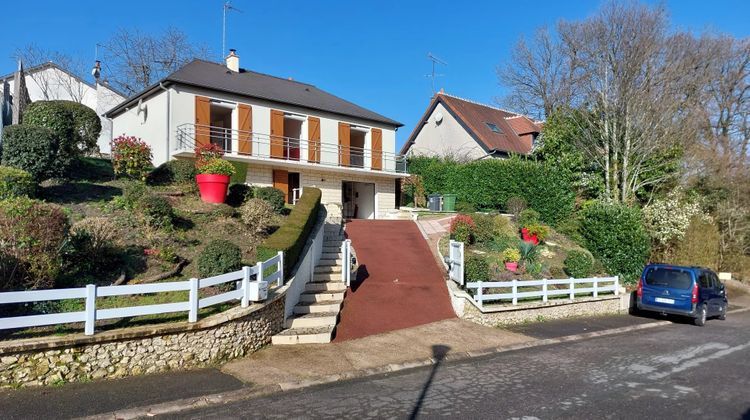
[485,122,502,134]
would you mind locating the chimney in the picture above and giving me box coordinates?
[226,49,239,72]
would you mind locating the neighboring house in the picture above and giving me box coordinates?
[105,51,406,220]
[0,61,127,154]
[401,90,542,160]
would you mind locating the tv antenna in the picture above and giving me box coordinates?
[426,52,447,94]
[222,1,243,59]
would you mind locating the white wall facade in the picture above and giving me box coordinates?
[1,67,126,154]
[408,102,486,161]
[245,164,397,219]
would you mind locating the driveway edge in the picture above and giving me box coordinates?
[82,307,750,419]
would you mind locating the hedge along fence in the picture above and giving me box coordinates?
[257,187,322,279]
[408,156,575,225]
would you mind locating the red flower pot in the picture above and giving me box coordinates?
[521,228,539,245]
[505,262,518,272]
[196,174,230,204]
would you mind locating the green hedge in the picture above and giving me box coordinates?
[408,156,575,225]
[0,166,36,199]
[1,125,64,181]
[257,187,321,280]
[579,202,650,283]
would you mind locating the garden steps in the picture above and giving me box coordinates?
[271,326,335,345]
[314,265,342,274]
[299,291,345,303]
[292,299,344,314]
[305,281,347,292]
[313,272,342,282]
[284,311,339,329]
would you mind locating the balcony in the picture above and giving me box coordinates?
[173,123,407,174]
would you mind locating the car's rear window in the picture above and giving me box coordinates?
[644,268,693,289]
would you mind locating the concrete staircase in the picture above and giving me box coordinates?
[271,224,347,345]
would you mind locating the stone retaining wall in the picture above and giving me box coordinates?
[0,293,285,388]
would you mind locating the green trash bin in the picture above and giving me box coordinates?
[443,194,457,212]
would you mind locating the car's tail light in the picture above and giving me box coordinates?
[691,282,699,303]
[637,278,643,297]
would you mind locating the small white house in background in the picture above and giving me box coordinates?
[401,90,542,160]
[0,62,126,154]
[105,50,407,220]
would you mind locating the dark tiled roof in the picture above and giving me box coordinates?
[401,92,541,155]
[106,59,401,127]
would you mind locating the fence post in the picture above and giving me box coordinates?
[84,284,97,336]
[256,260,264,285]
[277,251,284,287]
[593,277,598,297]
[614,276,620,295]
[459,242,465,286]
[241,266,252,307]
[569,278,575,301]
[542,278,548,303]
[476,281,483,308]
[512,279,518,305]
[189,278,199,322]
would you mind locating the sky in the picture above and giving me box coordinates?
[3,0,749,150]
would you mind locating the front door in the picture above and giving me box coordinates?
[273,169,289,203]
[342,181,376,219]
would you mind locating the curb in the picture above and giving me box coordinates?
[82,306,750,419]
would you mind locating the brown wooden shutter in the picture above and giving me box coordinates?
[272,169,289,203]
[195,96,211,148]
[238,104,252,155]
[307,116,321,163]
[371,128,383,170]
[270,109,285,159]
[338,122,350,167]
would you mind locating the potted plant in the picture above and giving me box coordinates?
[502,247,521,272]
[196,158,236,204]
[522,223,549,245]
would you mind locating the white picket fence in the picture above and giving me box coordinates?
[465,276,620,307]
[447,240,465,285]
[0,251,284,336]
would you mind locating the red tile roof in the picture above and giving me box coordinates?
[401,92,542,156]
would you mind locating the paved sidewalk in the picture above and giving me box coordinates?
[222,318,531,387]
[416,215,455,237]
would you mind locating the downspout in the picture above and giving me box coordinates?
[158,82,170,161]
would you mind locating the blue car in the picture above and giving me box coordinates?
[636,264,728,326]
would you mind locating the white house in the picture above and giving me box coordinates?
[105,51,406,219]
[401,91,542,160]
[0,62,126,154]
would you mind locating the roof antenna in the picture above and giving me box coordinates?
[425,52,447,94]
[222,1,243,59]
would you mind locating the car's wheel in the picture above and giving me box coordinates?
[718,304,727,320]
[694,304,707,326]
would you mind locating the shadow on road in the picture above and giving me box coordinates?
[409,344,450,420]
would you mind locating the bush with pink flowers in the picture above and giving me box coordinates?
[111,135,152,180]
[450,214,477,243]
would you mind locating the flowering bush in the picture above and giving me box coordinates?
[450,214,476,243]
[111,135,152,180]
[642,189,707,246]
[198,158,236,176]
[502,247,521,263]
[524,223,550,242]
[195,143,224,170]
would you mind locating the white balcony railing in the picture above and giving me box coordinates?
[174,123,407,173]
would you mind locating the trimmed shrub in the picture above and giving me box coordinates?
[58,101,101,153]
[580,202,650,283]
[137,194,174,229]
[492,215,516,237]
[472,213,496,244]
[147,159,197,185]
[564,250,594,278]
[23,101,76,148]
[240,198,275,234]
[517,209,540,228]
[465,255,490,282]
[1,125,64,181]
[120,181,149,209]
[254,186,286,213]
[672,215,720,270]
[0,197,70,291]
[226,183,254,207]
[257,188,321,278]
[450,214,476,243]
[0,166,36,199]
[112,135,152,180]
[505,196,527,216]
[408,156,575,224]
[198,239,242,278]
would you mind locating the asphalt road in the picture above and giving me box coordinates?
[167,311,750,419]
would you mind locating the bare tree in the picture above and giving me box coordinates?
[497,27,578,119]
[100,27,210,96]
[12,44,88,102]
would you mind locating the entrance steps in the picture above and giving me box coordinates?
[271,224,348,345]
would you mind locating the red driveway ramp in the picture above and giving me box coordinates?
[333,220,455,341]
